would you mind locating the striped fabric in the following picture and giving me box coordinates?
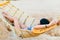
[0,3,58,38]
[1,3,39,30]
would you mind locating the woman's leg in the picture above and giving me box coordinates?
[13,18,22,36]
[14,18,20,29]
[3,12,27,29]
[2,12,14,22]
[19,23,27,29]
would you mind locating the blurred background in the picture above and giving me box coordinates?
[10,0,60,19]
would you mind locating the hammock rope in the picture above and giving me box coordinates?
[0,1,59,38]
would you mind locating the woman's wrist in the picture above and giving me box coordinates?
[45,25,48,28]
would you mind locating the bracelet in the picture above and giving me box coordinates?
[45,25,48,28]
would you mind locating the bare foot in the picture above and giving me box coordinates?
[2,12,9,15]
[2,12,14,22]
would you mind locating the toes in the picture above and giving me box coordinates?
[2,12,8,15]
[2,13,7,18]
[3,14,6,17]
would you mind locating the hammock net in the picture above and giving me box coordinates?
[0,1,58,38]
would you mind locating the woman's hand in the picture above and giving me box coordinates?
[34,19,60,29]
[46,19,59,27]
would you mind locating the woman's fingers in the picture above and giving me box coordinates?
[57,20,60,25]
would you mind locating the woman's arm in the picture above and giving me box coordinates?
[34,19,59,29]
[34,25,46,29]
[14,17,20,29]
[47,19,59,27]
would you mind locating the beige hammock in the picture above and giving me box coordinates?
[0,1,59,38]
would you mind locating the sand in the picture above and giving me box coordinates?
[0,0,60,40]
[0,13,60,40]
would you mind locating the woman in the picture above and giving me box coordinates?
[2,12,60,31]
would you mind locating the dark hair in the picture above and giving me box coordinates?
[40,18,50,25]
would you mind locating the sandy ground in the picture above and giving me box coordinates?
[0,0,60,40]
[0,13,60,40]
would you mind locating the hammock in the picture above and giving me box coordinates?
[0,1,58,38]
